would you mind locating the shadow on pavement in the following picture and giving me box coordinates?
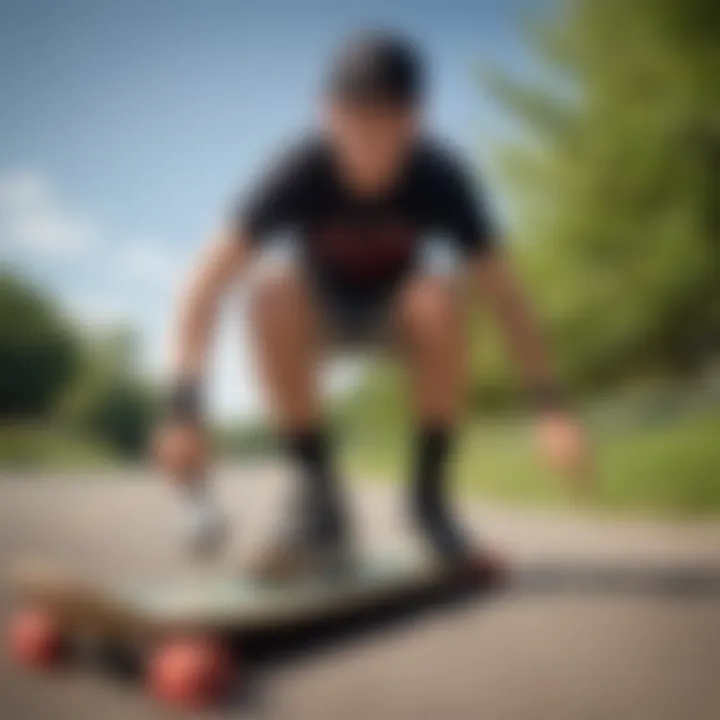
[222,560,720,713]
[243,560,720,661]
[512,561,720,598]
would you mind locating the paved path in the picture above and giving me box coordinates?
[1,466,719,720]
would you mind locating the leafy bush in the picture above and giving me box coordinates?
[0,271,80,418]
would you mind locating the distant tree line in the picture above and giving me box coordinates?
[0,270,158,459]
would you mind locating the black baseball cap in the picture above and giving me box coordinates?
[327,31,426,107]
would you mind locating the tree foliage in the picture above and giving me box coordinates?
[59,328,158,458]
[487,0,720,389]
[0,270,79,417]
[0,269,157,458]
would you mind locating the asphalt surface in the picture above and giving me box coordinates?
[1,465,719,720]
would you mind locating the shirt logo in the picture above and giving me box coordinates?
[312,218,415,282]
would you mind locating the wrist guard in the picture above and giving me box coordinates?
[167,379,203,423]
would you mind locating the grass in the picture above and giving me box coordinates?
[343,409,720,517]
[3,387,719,517]
[0,424,115,471]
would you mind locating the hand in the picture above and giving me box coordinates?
[152,420,208,483]
[535,411,593,494]
[152,421,227,556]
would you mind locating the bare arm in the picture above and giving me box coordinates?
[472,251,593,485]
[172,226,251,381]
[156,227,251,538]
[471,252,558,397]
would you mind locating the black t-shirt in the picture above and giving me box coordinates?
[236,135,496,299]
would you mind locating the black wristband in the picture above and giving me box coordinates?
[530,384,567,413]
[167,379,203,423]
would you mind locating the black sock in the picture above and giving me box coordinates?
[412,425,468,557]
[286,427,344,540]
[287,428,333,488]
[412,426,452,519]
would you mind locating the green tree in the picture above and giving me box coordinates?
[59,328,159,458]
[485,0,720,389]
[0,270,79,418]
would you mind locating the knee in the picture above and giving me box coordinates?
[400,277,457,335]
[251,269,307,326]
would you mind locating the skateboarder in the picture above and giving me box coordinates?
[153,31,590,576]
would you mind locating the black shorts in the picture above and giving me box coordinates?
[252,237,457,349]
[311,281,397,348]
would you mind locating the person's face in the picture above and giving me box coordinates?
[324,99,420,193]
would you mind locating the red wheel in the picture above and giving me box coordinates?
[147,635,236,710]
[6,607,64,669]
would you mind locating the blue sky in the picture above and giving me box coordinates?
[0,0,548,420]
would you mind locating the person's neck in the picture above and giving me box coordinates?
[339,161,399,199]
[331,146,414,200]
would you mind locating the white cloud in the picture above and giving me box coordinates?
[0,169,97,255]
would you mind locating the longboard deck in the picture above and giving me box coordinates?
[11,553,467,641]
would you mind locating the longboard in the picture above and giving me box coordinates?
[7,551,499,707]
[11,552,477,638]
